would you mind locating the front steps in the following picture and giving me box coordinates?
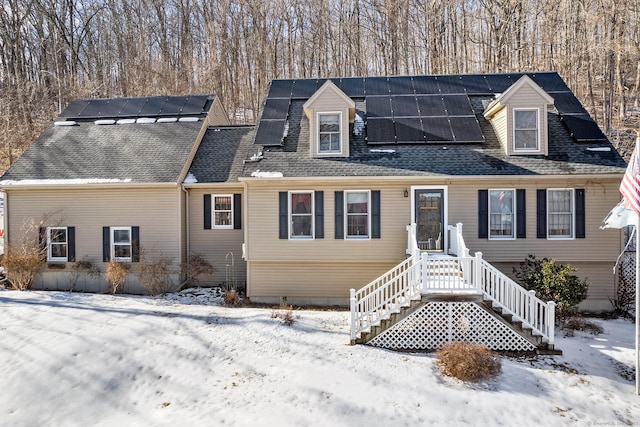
[353,293,561,354]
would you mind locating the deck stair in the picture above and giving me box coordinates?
[350,223,559,354]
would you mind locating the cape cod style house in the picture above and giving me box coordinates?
[0,72,627,351]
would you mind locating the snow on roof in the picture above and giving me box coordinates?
[250,170,283,178]
[0,178,133,186]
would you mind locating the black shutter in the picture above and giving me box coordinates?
[315,191,324,238]
[67,227,76,262]
[516,189,526,239]
[478,190,488,239]
[335,191,344,239]
[102,227,111,262]
[203,194,212,229]
[131,226,140,262]
[279,192,288,239]
[233,194,242,230]
[38,227,47,261]
[371,190,381,239]
[537,189,547,238]
[575,188,586,238]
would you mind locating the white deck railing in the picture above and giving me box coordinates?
[350,223,555,347]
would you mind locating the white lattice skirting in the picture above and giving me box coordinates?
[368,302,536,352]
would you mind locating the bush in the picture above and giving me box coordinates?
[563,317,604,336]
[138,248,174,296]
[435,342,501,382]
[180,254,214,285]
[105,262,129,294]
[514,255,589,317]
[271,303,297,326]
[3,222,47,290]
[69,258,101,292]
[223,289,240,305]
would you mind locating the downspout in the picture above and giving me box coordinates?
[180,184,190,289]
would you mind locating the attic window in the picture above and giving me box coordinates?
[513,109,539,151]
[318,113,341,154]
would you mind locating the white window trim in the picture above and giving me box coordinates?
[111,226,132,262]
[47,226,68,262]
[289,190,315,240]
[316,111,342,155]
[547,188,575,240]
[345,190,371,240]
[513,107,541,153]
[212,194,234,229]
[488,189,516,240]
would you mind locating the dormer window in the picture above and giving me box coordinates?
[318,113,341,153]
[514,109,539,151]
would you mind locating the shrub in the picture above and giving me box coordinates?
[223,289,240,305]
[180,254,214,285]
[436,342,501,382]
[514,255,589,317]
[105,262,129,294]
[563,317,604,336]
[138,248,174,296]
[69,258,101,292]
[3,222,47,290]
[271,303,297,326]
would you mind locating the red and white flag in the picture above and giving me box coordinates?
[620,136,640,217]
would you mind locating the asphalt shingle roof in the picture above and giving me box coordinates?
[1,120,203,184]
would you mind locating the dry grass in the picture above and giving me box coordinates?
[105,262,129,294]
[562,317,604,336]
[436,342,502,382]
[271,303,297,326]
[223,289,240,305]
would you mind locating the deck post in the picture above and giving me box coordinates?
[547,301,556,348]
[349,288,357,343]
[528,290,536,326]
[456,223,463,253]
[474,251,483,292]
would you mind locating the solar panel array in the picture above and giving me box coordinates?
[254,72,606,146]
[59,96,210,119]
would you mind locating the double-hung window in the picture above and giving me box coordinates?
[213,195,233,229]
[318,113,341,154]
[346,191,370,239]
[111,226,132,261]
[489,189,515,239]
[47,227,68,261]
[547,189,574,238]
[290,191,314,239]
[514,109,539,151]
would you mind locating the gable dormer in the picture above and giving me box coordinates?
[303,80,355,158]
[483,75,554,156]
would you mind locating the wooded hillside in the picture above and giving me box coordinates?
[1,0,639,173]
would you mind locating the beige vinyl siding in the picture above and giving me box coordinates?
[244,182,410,263]
[505,87,549,155]
[305,85,353,158]
[188,187,246,287]
[5,186,183,293]
[492,108,508,150]
[247,261,397,305]
[207,97,231,126]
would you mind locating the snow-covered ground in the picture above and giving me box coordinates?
[1,287,639,426]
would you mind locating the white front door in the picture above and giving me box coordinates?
[412,187,447,253]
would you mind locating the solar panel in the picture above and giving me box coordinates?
[261,98,290,120]
[436,75,464,94]
[422,117,453,141]
[59,100,90,118]
[80,100,107,117]
[388,76,414,95]
[449,116,484,142]
[339,77,365,97]
[254,119,287,145]
[394,117,424,142]
[365,77,389,96]
[366,118,396,144]
[268,80,294,98]
[161,96,188,115]
[391,95,419,117]
[366,96,393,118]
[484,74,512,93]
[442,95,474,116]
[530,72,570,92]
[460,74,491,94]
[181,96,209,115]
[100,98,128,117]
[140,96,167,116]
[561,114,607,141]
[416,95,446,117]
[291,79,318,98]
[412,76,439,94]
[119,98,147,117]
[552,92,588,115]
